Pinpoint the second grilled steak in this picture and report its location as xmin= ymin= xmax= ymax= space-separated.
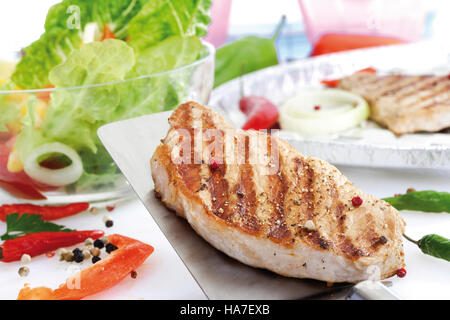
xmin=339 ymin=72 xmax=450 ymax=134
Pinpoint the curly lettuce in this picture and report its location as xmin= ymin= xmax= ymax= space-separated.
xmin=128 ymin=0 xmax=211 ymax=52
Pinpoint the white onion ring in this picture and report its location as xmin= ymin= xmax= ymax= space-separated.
xmin=24 ymin=142 xmax=83 ymax=187
xmin=280 ymin=89 xmax=370 ymax=136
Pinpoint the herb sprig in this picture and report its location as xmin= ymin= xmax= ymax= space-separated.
xmin=1 ymin=213 xmax=73 ymax=241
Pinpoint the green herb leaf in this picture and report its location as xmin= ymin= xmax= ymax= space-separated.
xmin=214 ymin=36 xmax=278 ymax=88
xmin=214 ymin=16 xmax=285 ymax=88
xmin=383 ymin=191 xmax=450 ymax=213
xmin=1 ymin=213 xmax=74 ymax=241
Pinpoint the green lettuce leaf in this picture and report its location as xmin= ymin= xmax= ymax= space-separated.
xmin=114 ymin=36 xmax=203 ymax=119
xmin=42 ymin=39 xmax=135 ymax=152
xmin=128 ymin=0 xmax=211 ymax=52
xmin=0 ymin=81 xmax=22 ymax=132
xmin=15 ymin=97 xmax=50 ymax=163
xmin=12 ymin=0 xmax=150 ymax=90
xmin=45 ymin=0 xmax=151 ymax=40
xmin=11 ymin=29 xmax=81 ymax=89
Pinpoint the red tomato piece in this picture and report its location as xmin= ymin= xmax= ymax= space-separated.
xmin=240 ymin=96 xmax=279 ymax=131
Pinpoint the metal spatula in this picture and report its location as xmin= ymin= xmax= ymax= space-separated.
xmin=98 ymin=111 xmax=398 ymax=300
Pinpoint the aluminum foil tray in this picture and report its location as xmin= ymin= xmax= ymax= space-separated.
xmin=209 ymin=41 xmax=450 ymax=171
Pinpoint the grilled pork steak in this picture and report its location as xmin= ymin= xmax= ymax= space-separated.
xmin=151 ymin=102 xmax=405 ymax=283
xmin=339 ymin=72 xmax=450 ymax=134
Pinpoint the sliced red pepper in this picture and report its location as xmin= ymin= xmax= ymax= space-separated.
xmin=36 ymin=84 xmax=54 ymax=102
xmin=310 ymin=33 xmax=405 ymax=57
xmin=0 ymin=203 xmax=89 ymax=222
xmin=0 ymin=230 xmax=103 ymax=263
xmin=240 ymin=96 xmax=279 ymax=131
xmin=17 ymin=234 xmax=154 ymax=300
xmin=321 ymin=67 xmax=377 ymax=88
xmin=320 ymin=79 xmax=341 ymax=88
xmin=101 ymin=24 xmax=116 ymax=40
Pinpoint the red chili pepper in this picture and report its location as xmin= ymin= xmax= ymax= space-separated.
xmin=0 ymin=203 xmax=89 ymax=222
xmin=101 ymin=24 xmax=116 ymax=40
xmin=17 ymin=234 xmax=154 ymax=300
xmin=240 ymin=96 xmax=279 ymax=131
xmin=0 ymin=230 xmax=103 ymax=263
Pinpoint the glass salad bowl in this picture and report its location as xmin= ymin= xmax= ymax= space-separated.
xmin=0 ymin=42 xmax=215 ymax=204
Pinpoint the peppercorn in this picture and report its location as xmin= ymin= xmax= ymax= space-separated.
xmin=84 ymin=238 xmax=93 ymax=246
xmin=406 ymin=188 xmax=416 ymax=194
xmin=396 ymin=268 xmax=407 ymax=278
xmin=92 ymin=256 xmax=101 ymax=264
xmin=209 ymin=158 xmax=220 ymax=171
xmin=21 ymin=254 xmax=31 ymax=264
xmin=90 ymin=247 xmax=100 ymax=257
xmin=352 ymin=196 xmax=363 ymax=207
xmin=72 ymin=248 xmax=82 ymax=256
xmin=105 ymin=243 xmax=118 ymax=254
xmin=63 ymin=252 xmax=74 ymax=262
xmin=105 ymin=220 xmax=114 ymax=228
xmin=73 ymin=251 xmax=84 ymax=263
xmin=130 ymin=270 xmax=137 ymax=279
xmin=18 ymin=266 xmax=30 ymax=277
xmin=82 ymin=250 xmax=91 ymax=260
xmin=94 ymin=239 xmax=105 ymax=249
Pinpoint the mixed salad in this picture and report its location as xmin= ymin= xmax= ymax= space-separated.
xmin=0 ymin=0 xmax=213 ymax=197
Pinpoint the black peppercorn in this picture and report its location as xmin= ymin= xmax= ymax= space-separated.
xmin=94 ymin=239 xmax=104 ymax=249
xmin=73 ymin=251 xmax=84 ymax=263
xmin=105 ymin=243 xmax=118 ymax=254
xmin=92 ymin=256 xmax=101 ymax=264
xmin=105 ymin=220 xmax=114 ymax=228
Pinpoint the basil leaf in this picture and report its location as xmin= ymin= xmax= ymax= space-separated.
xmin=214 ymin=36 xmax=279 ymax=88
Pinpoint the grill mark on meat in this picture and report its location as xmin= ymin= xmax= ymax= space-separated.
xmin=422 ymin=98 xmax=450 ymax=109
xmin=297 ymin=228 xmax=331 ymax=250
xmin=267 ymin=136 xmax=291 ymax=241
xmin=362 ymin=75 xmax=404 ymax=94
xmin=295 ymin=158 xmax=315 ymax=220
xmin=176 ymin=107 xmax=202 ymax=193
xmin=409 ymin=81 xmax=450 ymax=105
xmin=380 ymin=76 xmax=428 ymax=96
xmin=329 ymin=183 xmax=365 ymax=260
xmin=339 ymin=237 xmax=365 ymax=258
xmin=205 ymin=121 xmax=231 ymax=221
xmin=393 ymin=76 xmax=447 ymax=101
xmin=234 ymin=135 xmax=260 ymax=233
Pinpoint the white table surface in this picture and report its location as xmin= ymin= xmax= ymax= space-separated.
xmin=0 ymin=166 xmax=449 ymax=300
